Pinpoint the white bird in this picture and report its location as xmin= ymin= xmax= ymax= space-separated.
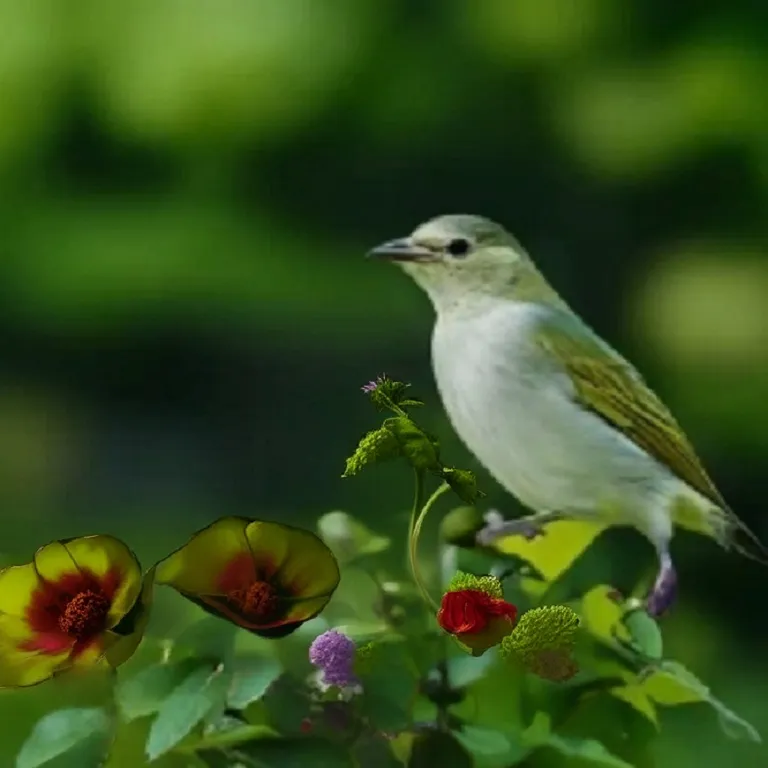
xmin=368 ymin=214 xmax=765 ymax=615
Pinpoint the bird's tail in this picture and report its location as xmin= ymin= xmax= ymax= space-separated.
xmin=722 ymin=508 xmax=768 ymax=565
xmin=675 ymin=498 xmax=768 ymax=565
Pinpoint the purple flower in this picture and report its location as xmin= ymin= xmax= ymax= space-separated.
xmin=361 ymin=374 xmax=386 ymax=393
xmin=309 ymin=630 xmax=359 ymax=688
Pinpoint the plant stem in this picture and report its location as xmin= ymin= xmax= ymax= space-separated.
xmin=408 ymin=476 xmax=451 ymax=612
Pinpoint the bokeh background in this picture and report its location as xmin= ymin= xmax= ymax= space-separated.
xmin=1 ymin=1 xmax=767 ymax=765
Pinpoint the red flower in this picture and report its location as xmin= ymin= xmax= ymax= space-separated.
xmin=437 ymin=588 xmax=517 ymax=655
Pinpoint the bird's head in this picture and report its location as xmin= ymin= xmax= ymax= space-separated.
xmin=368 ymin=214 xmax=561 ymax=314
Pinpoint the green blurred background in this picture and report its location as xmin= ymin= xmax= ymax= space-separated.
xmin=1 ymin=0 xmax=767 ymax=764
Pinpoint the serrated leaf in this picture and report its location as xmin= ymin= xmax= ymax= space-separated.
xmin=226 ymin=656 xmax=282 ymax=710
xmin=408 ymin=730 xmax=472 ymax=768
xmin=16 ymin=708 xmax=113 ymax=768
xmin=317 ymin=511 xmax=391 ymax=564
xmin=146 ymin=662 xmax=232 ymax=760
xmin=642 ymin=660 xmax=761 ymax=742
xmin=116 ymin=658 xmax=202 ymax=721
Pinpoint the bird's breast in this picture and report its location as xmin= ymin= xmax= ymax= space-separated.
xmin=431 ymin=303 xmax=657 ymax=513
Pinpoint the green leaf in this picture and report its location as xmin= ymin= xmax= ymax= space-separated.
xmin=408 ymin=730 xmax=472 ymax=768
xmin=642 ymin=660 xmax=761 ymax=742
xmin=544 ymin=734 xmax=634 ymax=768
xmin=227 ymin=656 xmax=283 ymax=710
xmin=489 ymin=520 xmax=608 ymax=585
xmin=317 ymin=511 xmax=391 ymax=564
xmin=383 ymin=416 xmax=441 ymax=473
xmin=621 ymin=609 xmax=663 ymax=660
xmin=184 ymin=724 xmax=277 ymax=751
xmin=170 ymin=617 xmax=237 ymax=664
xmin=454 ymin=725 xmax=529 ymax=767
xmin=116 ymin=658 xmax=202 ymax=721
xmin=446 ymin=650 xmax=497 ymax=689
xmin=357 ymin=639 xmax=419 ymax=732
xmin=262 ymin=674 xmax=312 ymax=736
xmin=16 ymin=708 xmax=113 ymax=768
xmin=146 ymin=662 xmax=232 ymax=760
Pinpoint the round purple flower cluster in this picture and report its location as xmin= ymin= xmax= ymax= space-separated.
xmin=309 ymin=629 xmax=359 ymax=688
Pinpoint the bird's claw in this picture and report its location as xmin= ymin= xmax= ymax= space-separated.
xmin=476 ymin=511 xmax=547 ymax=546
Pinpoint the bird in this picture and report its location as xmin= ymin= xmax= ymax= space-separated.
xmin=367 ymin=213 xmax=765 ymax=616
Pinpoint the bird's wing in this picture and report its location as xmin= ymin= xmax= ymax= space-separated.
xmin=535 ymin=315 xmax=727 ymax=509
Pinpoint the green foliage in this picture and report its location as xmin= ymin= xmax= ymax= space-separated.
xmin=12 ymin=378 xmax=763 ymax=767
xmin=145 ymin=661 xmax=232 ymax=760
xmin=16 ymin=707 xmax=113 ymax=768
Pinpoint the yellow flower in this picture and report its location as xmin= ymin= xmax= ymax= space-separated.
xmin=0 ymin=535 xmax=152 ymax=687
xmin=156 ymin=517 xmax=340 ymax=638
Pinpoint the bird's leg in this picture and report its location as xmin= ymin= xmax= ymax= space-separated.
xmin=645 ymin=550 xmax=677 ymax=618
xmin=476 ymin=510 xmax=561 ymax=547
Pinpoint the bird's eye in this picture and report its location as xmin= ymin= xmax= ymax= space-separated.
xmin=446 ymin=238 xmax=471 ymax=257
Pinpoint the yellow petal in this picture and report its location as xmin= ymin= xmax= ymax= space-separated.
xmin=0 ymin=563 xmax=41 ymax=616
xmin=245 ymin=521 xmax=340 ymax=597
xmin=0 ymin=636 xmax=70 ymax=688
xmin=34 ymin=536 xmax=142 ymax=627
xmin=282 ymin=593 xmax=334 ymax=625
xmin=105 ymin=567 xmax=155 ymax=669
xmin=156 ymin=517 xmax=252 ymax=595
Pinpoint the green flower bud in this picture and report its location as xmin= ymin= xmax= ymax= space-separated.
xmin=440 ymin=506 xmax=485 ymax=548
xmin=342 ymin=426 xmax=401 ymax=477
xmin=440 ymin=468 xmax=483 ymax=504
xmin=501 ymin=605 xmax=580 ymax=682
xmin=445 ymin=570 xmax=503 ymax=599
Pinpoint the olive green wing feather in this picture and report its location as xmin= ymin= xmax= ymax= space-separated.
xmin=535 ymin=320 xmax=726 ymax=509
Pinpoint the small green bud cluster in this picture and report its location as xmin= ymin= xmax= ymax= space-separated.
xmin=501 ymin=605 xmax=581 ymax=682
xmin=343 ymin=375 xmax=484 ymax=504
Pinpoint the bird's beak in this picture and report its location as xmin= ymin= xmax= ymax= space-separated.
xmin=367 ymin=238 xmax=437 ymax=263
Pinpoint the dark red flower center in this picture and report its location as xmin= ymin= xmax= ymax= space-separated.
xmin=58 ymin=590 xmax=110 ymax=639
xmin=230 ymin=580 xmax=280 ymax=621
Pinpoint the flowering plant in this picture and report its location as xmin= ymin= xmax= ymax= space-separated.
xmin=5 ymin=376 xmax=760 ymax=768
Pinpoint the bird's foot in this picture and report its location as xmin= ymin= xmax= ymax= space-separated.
xmin=476 ymin=510 xmax=549 ymax=546
xmin=646 ymin=554 xmax=677 ymax=618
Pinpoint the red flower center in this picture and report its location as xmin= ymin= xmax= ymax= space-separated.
xmin=58 ymin=590 xmax=110 ymax=639
xmin=230 ymin=581 xmax=280 ymax=621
